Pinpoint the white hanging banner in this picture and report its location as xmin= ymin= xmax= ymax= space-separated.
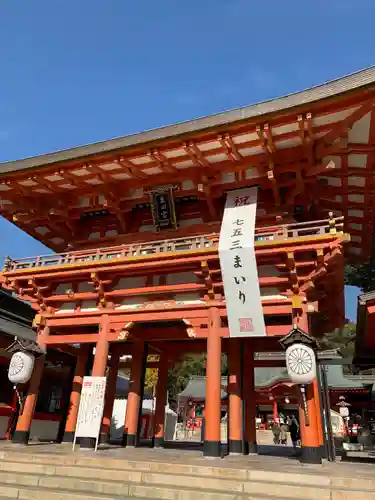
xmin=219 ymin=187 xmax=266 ymax=337
xmin=73 ymin=376 xmax=107 ymax=452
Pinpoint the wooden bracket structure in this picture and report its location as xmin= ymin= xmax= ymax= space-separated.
xmin=286 ymin=252 xmax=299 ymax=294
xmin=182 ymin=319 xmax=197 ymax=338
xmin=200 ymin=260 xmax=215 ymax=300
xmin=89 ymin=272 xmax=111 ymax=308
xmin=116 ymin=322 xmax=134 ymax=341
xmin=218 ymin=133 xmax=243 ymax=163
xmin=256 ymin=124 xmax=280 ymax=206
xmin=183 ymin=141 xmax=209 ymax=167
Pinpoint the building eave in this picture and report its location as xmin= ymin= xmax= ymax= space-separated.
xmin=1 ymin=65 xmax=375 ymax=174
xmin=354 ymin=291 xmax=375 ymax=368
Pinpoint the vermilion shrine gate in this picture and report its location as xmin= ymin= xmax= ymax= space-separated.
xmin=2 ymin=66 xmax=375 ymax=463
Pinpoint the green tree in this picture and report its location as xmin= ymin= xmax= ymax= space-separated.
xmin=319 ymin=322 xmax=356 ymax=359
xmin=144 ymin=355 xmax=159 ymax=392
xmin=167 ymin=354 xmax=206 ymax=408
xmin=345 ymin=262 xmax=375 ymax=292
xmin=166 ymin=353 xmax=229 ymax=408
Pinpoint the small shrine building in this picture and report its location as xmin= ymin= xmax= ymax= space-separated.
xmin=2 ymin=66 xmax=375 ymax=464
xmin=179 ymin=351 xmax=372 ymax=428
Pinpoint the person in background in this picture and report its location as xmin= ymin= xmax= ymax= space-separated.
xmin=280 ymin=419 xmax=289 ymax=445
xmin=289 ymin=415 xmax=300 ymax=449
xmin=272 ymin=421 xmax=281 ymax=444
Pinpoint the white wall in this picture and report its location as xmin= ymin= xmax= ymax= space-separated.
xmin=110 ymin=399 xmax=177 ymax=441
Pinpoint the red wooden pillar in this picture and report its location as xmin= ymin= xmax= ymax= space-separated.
xmin=81 ymin=315 xmax=109 ymax=449
xmin=297 ymin=308 xmax=322 ymax=464
xmin=123 ymin=342 xmax=145 ymax=447
xmin=228 ymin=339 xmax=242 ymax=455
xmin=273 ymin=399 xmax=279 ymax=423
xmin=313 ymin=377 xmax=325 ymax=457
xmin=63 ymin=349 xmax=89 ymax=442
xmin=298 ymin=383 xmax=322 ymax=463
xmin=204 ymin=307 xmax=222 ymax=458
xmin=243 ymin=342 xmax=257 ymax=454
xmin=101 ymin=347 xmax=120 ymax=443
xmin=5 ymin=391 xmax=18 ymax=440
xmin=12 ymin=356 xmax=45 ymax=444
xmin=153 ymin=354 xmax=169 ymax=447
xmin=92 ymin=315 xmax=110 ymax=377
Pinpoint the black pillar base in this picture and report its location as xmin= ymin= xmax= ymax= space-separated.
xmin=99 ymin=432 xmax=110 ymax=445
xmin=153 ymin=436 xmax=164 ymax=448
xmin=228 ymin=439 xmax=242 ymax=455
xmin=203 ymin=440 xmax=221 ymax=458
xmin=79 ymin=437 xmax=96 ymax=449
xmin=300 ymin=446 xmax=322 ymax=464
xmin=12 ymin=430 xmax=29 ymax=445
xmin=62 ymin=431 xmax=75 ymax=443
xmin=246 ymin=442 xmax=258 ymax=455
xmin=320 ymin=445 xmax=327 ymax=459
xmin=122 ymin=433 xmax=137 ymax=447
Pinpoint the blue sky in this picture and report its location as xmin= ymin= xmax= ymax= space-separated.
xmin=0 ymin=0 xmax=372 ymax=320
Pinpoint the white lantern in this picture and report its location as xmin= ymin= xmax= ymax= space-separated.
xmin=339 ymin=406 xmax=350 ymax=418
xmin=8 ymin=351 xmax=35 ymax=384
xmin=285 ymin=343 xmax=316 ymax=384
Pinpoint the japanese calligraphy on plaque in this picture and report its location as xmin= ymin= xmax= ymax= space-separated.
xmin=73 ymin=376 xmax=107 ymax=450
xmin=149 ymin=187 xmax=178 ymax=230
xmin=218 ymin=187 xmax=266 ymax=337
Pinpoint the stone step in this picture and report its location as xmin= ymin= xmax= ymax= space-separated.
xmin=0 ymin=450 xmax=327 ymax=485
xmin=0 ymin=460 xmax=374 ymax=500
xmin=0 ymin=450 xmax=374 ymax=500
xmin=0 ymin=466 xmax=308 ymax=500
xmin=0 ymin=482 xmax=115 ymax=500
xmin=0 ymin=473 xmax=296 ymax=500
xmin=0 ymin=458 xmax=328 ymax=496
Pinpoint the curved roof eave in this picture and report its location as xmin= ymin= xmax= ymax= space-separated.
xmin=2 ymin=66 xmax=375 ymax=174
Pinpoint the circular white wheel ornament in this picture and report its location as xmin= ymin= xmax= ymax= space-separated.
xmin=8 ymin=351 xmax=35 ymax=384
xmin=285 ymin=343 xmax=316 ymax=384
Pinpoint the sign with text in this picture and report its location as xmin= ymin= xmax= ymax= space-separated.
xmin=150 ymin=188 xmax=177 ymax=229
xmin=219 ymin=187 xmax=266 ymax=337
xmin=73 ymin=376 xmax=107 ymax=451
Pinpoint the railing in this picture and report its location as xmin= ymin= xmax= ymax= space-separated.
xmin=3 ymin=216 xmax=344 ymax=272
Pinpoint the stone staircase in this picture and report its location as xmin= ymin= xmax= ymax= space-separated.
xmin=0 ymin=448 xmax=372 ymax=499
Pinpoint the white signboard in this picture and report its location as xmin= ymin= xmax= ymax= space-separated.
xmin=219 ymin=187 xmax=266 ymax=337
xmin=73 ymin=376 xmax=107 ymax=451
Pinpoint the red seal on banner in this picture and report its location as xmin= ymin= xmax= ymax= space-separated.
xmin=239 ymin=318 xmax=254 ymax=333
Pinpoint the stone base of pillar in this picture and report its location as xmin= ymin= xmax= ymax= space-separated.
xmin=12 ymin=430 xmax=29 ymax=445
xmin=300 ymin=446 xmax=322 ymax=464
xmin=122 ymin=433 xmax=137 ymax=447
xmin=228 ymin=439 xmax=242 ymax=455
xmin=203 ymin=440 xmax=221 ymax=458
xmin=153 ymin=437 xmax=164 ymax=448
xmin=62 ymin=432 xmax=75 ymax=443
xmin=79 ymin=437 xmax=96 ymax=449
xmin=99 ymin=432 xmax=110 ymax=445
xmin=243 ymin=441 xmax=258 ymax=455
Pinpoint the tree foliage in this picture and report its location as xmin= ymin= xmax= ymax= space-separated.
xmin=167 ymin=354 xmax=206 ymax=408
xmin=345 ymin=262 xmax=375 ymax=292
xmin=144 ymin=355 xmax=159 ymax=392
xmin=319 ymin=322 xmax=356 ymax=359
xmin=166 ymin=353 xmax=229 ymax=408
